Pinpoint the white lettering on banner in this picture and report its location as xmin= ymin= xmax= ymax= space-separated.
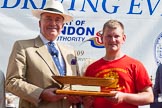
xmin=0 ymin=0 xmax=161 ymax=16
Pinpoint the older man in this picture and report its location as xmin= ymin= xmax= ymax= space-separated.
xmin=5 ymin=0 xmax=81 ymax=108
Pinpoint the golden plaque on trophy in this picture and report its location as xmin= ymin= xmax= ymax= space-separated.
xmin=52 ymin=76 xmax=118 ymax=97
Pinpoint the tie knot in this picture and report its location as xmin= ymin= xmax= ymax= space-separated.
xmin=48 ymin=41 xmax=55 ymax=46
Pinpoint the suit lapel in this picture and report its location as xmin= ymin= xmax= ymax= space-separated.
xmin=34 ymin=36 xmax=60 ymax=76
xmin=57 ymin=43 xmax=75 ymax=76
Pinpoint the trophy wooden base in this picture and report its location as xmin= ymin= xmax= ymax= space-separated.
xmin=55 ymin=89 xmax=116 ymax=97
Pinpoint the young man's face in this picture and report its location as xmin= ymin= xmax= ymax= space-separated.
xmin=39 ymin=12 xmax=64 ymax=41
xmin=102 ymin=26 xmax=126 ymax=52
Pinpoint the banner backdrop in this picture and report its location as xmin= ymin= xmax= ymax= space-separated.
xmin=0 ymin=0 xmax=162 ymax=107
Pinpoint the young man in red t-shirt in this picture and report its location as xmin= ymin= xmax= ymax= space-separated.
xmin=83 ymin=20 xmax=153 ymax=108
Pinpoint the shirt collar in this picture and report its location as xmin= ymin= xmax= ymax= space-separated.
xmin=39 ymin=33 xmax=57 ymax=45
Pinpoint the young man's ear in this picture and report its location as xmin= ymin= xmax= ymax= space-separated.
xmin=122 ymin=34 xmax=126 ymax=44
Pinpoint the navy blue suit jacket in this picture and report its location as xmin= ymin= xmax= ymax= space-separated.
xmin=153 ymin=64 xmax=162 ymax=102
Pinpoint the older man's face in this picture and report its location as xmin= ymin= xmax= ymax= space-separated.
xmin=39 ymin=12 xmax=64 ymax=41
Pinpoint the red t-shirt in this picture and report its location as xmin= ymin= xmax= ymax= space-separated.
xmin=85 ymin=55 xmax=152 ymax=108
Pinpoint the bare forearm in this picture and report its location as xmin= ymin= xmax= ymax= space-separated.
xmin=123 ymin=92 xmax=153 ymax=105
